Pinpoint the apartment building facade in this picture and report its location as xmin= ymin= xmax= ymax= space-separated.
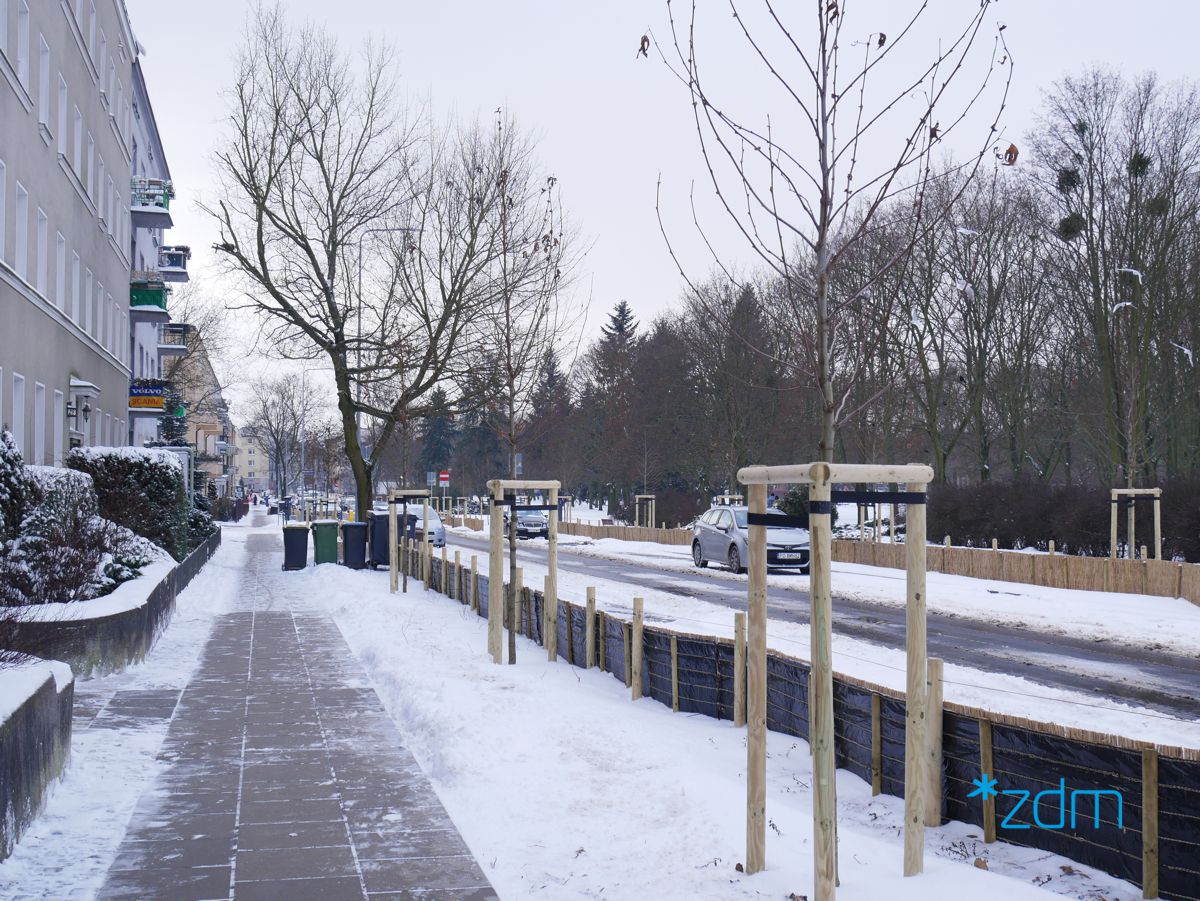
xmin=1 ymin=0 xmax=185 ymax=463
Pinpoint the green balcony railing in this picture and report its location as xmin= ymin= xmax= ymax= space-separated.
xmin=130 ymin=273 xmax=168 ymax=310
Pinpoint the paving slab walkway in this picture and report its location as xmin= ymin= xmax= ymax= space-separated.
xmin=97 ymin=519 xmax=496 ymax=901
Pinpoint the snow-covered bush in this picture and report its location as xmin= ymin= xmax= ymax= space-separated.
xmin=0 ymin=430 xmax=29 ymax=541
xmin=67 ymin=446 xmax=191 ymax=560
xmin=0 ymin=465 xmax=164 ymax=607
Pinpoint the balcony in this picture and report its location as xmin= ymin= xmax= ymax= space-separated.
xmin=130 ymin=271 xmax=170 ymax=322
xmin=158 ymin=323 xmax=191 ymax=357
xmin=131 ymin=177 xmax=174 ymax=229
xmin=159 ymin=245 xmax=191 ymax=283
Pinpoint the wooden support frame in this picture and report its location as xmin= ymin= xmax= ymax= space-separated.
xmin=1110 ymin=487 xmax=1163 ymax=560
xmin=387 ymin=489 xmax=431 ymax=595
xmin=633 ymin=493 xmax=656 ymax=529
xmin=738 ymin=461 xmax=934 ymax=898
xmin=631 ymin=597 xmax=645 ymax=700
xmin=486 ymin=479 xmax=561 ymax=665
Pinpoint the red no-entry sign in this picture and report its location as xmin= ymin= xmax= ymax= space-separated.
xmin=438 ymin=470 xmax=450 ymax=486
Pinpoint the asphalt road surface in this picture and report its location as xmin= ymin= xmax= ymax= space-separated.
xmin=446 ymin=531 xmax=1200 ymax=721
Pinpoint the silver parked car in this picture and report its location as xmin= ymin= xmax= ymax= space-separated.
xmin=372 ymin=503 xmax=447 ymax=547
xmin=691 ymin=505 xmax=810 ymax=574
xmin=503 ymin=508 xmax=550 ymax=539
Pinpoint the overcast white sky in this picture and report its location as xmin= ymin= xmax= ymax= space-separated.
xmin=125 ymin=0 xmax=1199 ymax=406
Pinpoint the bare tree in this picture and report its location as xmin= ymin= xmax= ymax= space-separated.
xmin=161 ymin=284 xmax=231 ymax=423
xmin=462 ymin=114 xmax=584 ymax=663
xmin=210 ymin=8 xmax=509 ymax=518
xmin=658 ymin=0 xmax=1012 ymax=460
xmin=244 ymin=375 xmax=321 ymax=497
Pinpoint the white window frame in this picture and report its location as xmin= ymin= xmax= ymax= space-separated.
xmin=53 ymin=389 xmax=64 ymax=464
xmin=83 ymin=268 xmax=92 ymax=332
xmin=70 ymin=251 xmax=80 ymax=320
xmin=55 ymin=232 xmax=65 ymax=306
xmin=12 ymin=373 xmax=26 ymax=455
xmin=0 ymin=159 xmax=6 ymax=266
xmin=35 ymin=207 xmax=47 ymax=294
xmin=33 ymin=382 xmax=45 ymax=464
xmin=37 ymin=34 xmax=50 ymax=125
xmin=16 ymin=1 xmax=30 ymax=88
xmin=14 ymin=182 xmax=28 ymax=280
xmin=73 ymin=107 xmax=82 ymax=172
xmin=57 ymin=75 xmax=67 ymax=154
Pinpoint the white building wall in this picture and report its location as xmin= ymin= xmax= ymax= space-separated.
xmin=0 ymin=0 xmax=135 ymax=462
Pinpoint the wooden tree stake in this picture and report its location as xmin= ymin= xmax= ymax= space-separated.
xmin=925 ymin=658 xmax=944 ymax=827
xmin=734 ymin=611 xmax=747 ymax=728
xmin=670 ymin=635 xmax=680 ymax=711
xmin=585 ymin=588 xmax=596 ymax=668
xmin=1143 ymin=748 xmax=1159 ymax=899
xmin=631 ymin=597 xmax=645 ymax=700
xmin=980 ymin=719 xmax=996 ymax=843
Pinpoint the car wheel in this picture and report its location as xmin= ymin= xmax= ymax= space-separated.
xmin=692 ymin=542 xmax=708 ymax=568
xmin=728 ymin=545 xmax=745 ymax=574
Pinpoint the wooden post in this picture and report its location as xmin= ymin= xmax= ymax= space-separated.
xmin=942 ymin=534 xmax=950 ymax=548
xmin=599 ymin=610 xmax=608 ymax=672
xmin=388 ymin=490 xmax=399 ymax=593
xmin=512 ymin=567 xmax=523 ymax=639
xmin=889 ymin=503 xmax=896 ymax=544
xmin=631 ymin=598 xmax=645 ymax=700
xmin=470 ymin=554 xmax=478 ymax=612
xmin=979 ymin=719 xmax=996 ymax=843
xmin=585 ymin=588 xmax=596 ymax=668
xmin=870 ymin=694 xmax=882 ymax=796
xmin=1153 ymin=493 xmax=1162 ymax=561
xmin=547 ymin=486 xmax=559 ymax=662
xmin=1143 ymin=748 xmax=1159 ymax=899
xmin=1110 ymin=492 xmax=1119 ymax=559
xmin=671 ymin=635 xmax=680 ymax=712
xmin=1049 ymin=539 xmax=1056 ymax=555
xmin=1141 ymin=544 xmax=1148 ymax=562
xmin=733 ymin=612 xmax=747 ymax=728
xmin=453 ymin=551 xmax=461 ymax=602
xmin=744 ymin=482 xmax=770 ymax=875
xmin=925 ymin=658 xmax=944 ymax=827
xmin=441 ymin=544 xmax=448 ymax=595
xmin=803 ymin=470 xmax=836 ymax=895
xmin=623 ymin=622 xmax=632 ymax=688
xmin=904 ymin=480 xmax=928 ymax=876
xmin=487 ymin=487 xmax=503 ymax=663
xmin=1128 ymin=490 xmax=1137 ymax=562
xmin=422 ymin=498 xmax=431 ymax=582
xmin=990 ymin=538 xmax=997 ymax=552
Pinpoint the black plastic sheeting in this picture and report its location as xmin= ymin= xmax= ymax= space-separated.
xmin=1158 ymin=756 xmax=1200 ymax=901
xmin=427 ymin=557 xmax=1200 ymax=899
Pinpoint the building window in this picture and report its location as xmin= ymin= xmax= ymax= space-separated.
xmin=57 ymin=76 xmax=67 ymax=153
xmin=35 ymin=208 xmax=47 ymax=294
xmin=0 ymin=158 xmax=6 ymax=265
xmin=71 ymin=251 xmax=80 ymax=321
xmin=0 ymin=0 xmax=7 ymax=58
xmin=12 ymin=373 xmax=26 ymax=455
xmin=53 ymin=390 xmax=64 ymax=465
xmin=55 ymin=233 xmax=65 ymax=306
xmin=73 ymin=107 xmax=82 ymax=171
xmin=87 ymin=1 xmax=96 ymax=59
xmin=33 ymin=383 xmax=45 ymax=464
xmin=16 ymin=1 xmax=29 ymax=88
xmin=83 ymin=268 xmax=92 ymax=332
xmin=14 ymin=182 xmax=28 ymax=280
xmin=38 ymin=35 xmax=50 ymax=125
xmin=97 ymin=156 xmax=105 ymax=214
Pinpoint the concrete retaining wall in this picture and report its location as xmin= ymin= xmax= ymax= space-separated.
xmin=4 ymin=530 xmax=222 ymax=679
xmin=0 ymin=668 xmax=74 ymax=861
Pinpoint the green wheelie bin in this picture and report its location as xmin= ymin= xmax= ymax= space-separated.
xmin=311 ymin=520 xmax=339 ymax=565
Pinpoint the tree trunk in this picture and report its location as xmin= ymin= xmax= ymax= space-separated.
xmin=334 ymin=365 xmax=373 ymax=520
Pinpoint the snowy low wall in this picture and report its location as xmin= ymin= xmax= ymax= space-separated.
xmin=416 ymin=549 xmax=1200 ymax=901
xmin=2 ymin=530 xmax=222 ymax=679
xmin=0 ymin=662 xmax=74 ymax=862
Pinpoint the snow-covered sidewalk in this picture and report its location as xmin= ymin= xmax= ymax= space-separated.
xmin=313 ymin=548 xmax=1146 ymax=900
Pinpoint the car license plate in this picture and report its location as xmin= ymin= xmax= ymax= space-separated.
xmin=777 ymin=552 xmax=803 ymax=560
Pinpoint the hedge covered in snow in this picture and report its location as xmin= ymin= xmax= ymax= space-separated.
xmin=67 ymin=446 xmax=196 ymax=561
xmin=0 ymin=435 xmax=163 ymax=609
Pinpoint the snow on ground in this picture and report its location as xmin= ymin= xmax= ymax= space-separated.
xmin=314 ymin=559 xmax=1144 ymax=900
xmin=455 ymin=522 xmax=1200 ymax=659
xmin=0 ymin=528 xmax=247 ymax=901
xmin=443 ymin=531 xmax=1200 ymax=750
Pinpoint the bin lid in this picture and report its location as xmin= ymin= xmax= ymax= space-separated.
xmin=341 ymin=521 xmax=368 ymax=530
xmin=310 ymin=519 xmax=339 ymax=527
xmin=283 ymin=523 xmax=310 ymax=530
